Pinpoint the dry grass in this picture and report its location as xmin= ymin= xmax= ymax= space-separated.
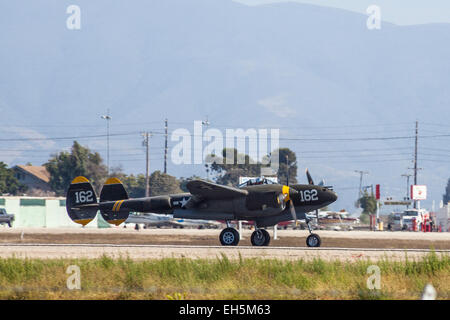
xmin=0 ymin=252 xmax=448 ymax=300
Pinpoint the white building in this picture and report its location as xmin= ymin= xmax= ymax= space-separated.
xmin=436 ymin=204 xmax=449 ymax=232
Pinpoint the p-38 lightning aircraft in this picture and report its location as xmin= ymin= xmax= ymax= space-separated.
xmin=66 ymin=170 xmax=337 ymax=247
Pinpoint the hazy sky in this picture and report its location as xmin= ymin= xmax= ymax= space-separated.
xmin=235 ymin=0 xmax=450 ymax=25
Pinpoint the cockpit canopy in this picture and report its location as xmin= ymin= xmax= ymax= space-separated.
xmin=238 ymin=177 xmax=278 ymax=188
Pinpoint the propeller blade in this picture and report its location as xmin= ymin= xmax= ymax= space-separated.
xmin=289 ymin=199 xmax=297 ymax=226
xmin=306 ymin=168 xmax=314 ymax=185
xmin=316 ymin=209 xmax=320 ymax=226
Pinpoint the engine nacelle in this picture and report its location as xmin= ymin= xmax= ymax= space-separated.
xmin=245 ymin=192 xmax=286 ymax=211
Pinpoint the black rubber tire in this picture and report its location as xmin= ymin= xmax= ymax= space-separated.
xmin=261 ymin=229 xmax=270 ymax=246
xmin=220 ymin=228 xmax=240 ymax=246
xmin=251 ymin=229 xmax=270 ymax=246
xmin=306 ymin=233 xmax=321 ymax=247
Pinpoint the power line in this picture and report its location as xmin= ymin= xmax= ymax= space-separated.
xmin=0 ymin=132 xmax=140 ymax=142
xmin=1 ymin=127 xmax=450 ymax=143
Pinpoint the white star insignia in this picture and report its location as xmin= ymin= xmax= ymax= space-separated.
xmin=179 ymin=197 xmax=188 ymax=208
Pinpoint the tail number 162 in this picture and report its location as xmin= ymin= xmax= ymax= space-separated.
xmin=299 ymin=189 xmax=318 ymax=202
xmin=75 ymin=191 xmax=94 ymax=203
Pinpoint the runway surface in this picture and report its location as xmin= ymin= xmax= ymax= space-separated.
xmin=0 ymin=243 xmax=448 ymax=261
xmin=1 ymin=228 xmax=449 ymax=261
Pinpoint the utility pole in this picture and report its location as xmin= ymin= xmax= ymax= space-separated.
xmin=142 ymin=132 xmax=151 ymax=197
xmin=355 ymin=170 xmax=369 ymax=199
xmin=101 ymin=109 xmax=112 ymax=176
xmin=413 ymin=120 xmax=418 ymax=209
xmin=286 ymin=155 xmax=289 ymax=186
xmin=362 ymin=185 xmax=374 ymax=196
xmin=414 ymin=120 xmax=418 ymax=186
xmin=164 ymin=119 xmax=168 ymax=174
xmin=401 ymin=173 xmax=413 ymax=208
xmin=408 ymin=121 xmax=422 ymax=208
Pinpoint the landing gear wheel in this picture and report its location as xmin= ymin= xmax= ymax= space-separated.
xmin=251 ymin=229 xmax=270 ymax=246
xmin=261 ymin=229 xmax=270 ymax=246
xmin=306 ymin=233 xmax=321 ymax=247
xmin=220 ymin=228 xmax=240 ymax=246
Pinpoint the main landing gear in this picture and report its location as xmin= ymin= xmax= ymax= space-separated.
xmin=305 ymin=217 xmax=321 ymax=247
xmin=219 ymin=227 xmax=240 ymax=246
xmin=250 ymin=228 xmax=270 ymax=246
xmin=219 ymin=221 xmax=240 ymax=246
xmin=218 ymin=220 xmax=321 ymax=247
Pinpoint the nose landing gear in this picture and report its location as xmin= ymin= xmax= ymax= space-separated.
xmin=305 ymin=217 xmax=321 ymax=247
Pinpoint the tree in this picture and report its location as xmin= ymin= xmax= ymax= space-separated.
xmin=108 ymin=166 xmax=147 ymax=198
xmin=444 ymin=178 xmax=450 ymax=205
xmin=45 ymin=141 xmax=107 ymax=195
xmin=106 ymin=166 xmax=183 ymax=198
xmin=208 ymin=148 xmax=261 ymax=186
xmin=0 ymin=162 xmax=27 ymax=195
xmin=179 ymin=175 xmax=203 ymax=192
xmin=149 ymin=171 xmax=182 ymax=196
xmin=120 ymin=174 xmax=147 ymax=198
xmin=356 ymin=191 xmax=378 ymax=224
xmin=206 ymin=147 xmax=299 ymax=186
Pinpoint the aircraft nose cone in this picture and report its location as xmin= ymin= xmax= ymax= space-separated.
xmin=328 ymin=190 xmax=338 ymax=203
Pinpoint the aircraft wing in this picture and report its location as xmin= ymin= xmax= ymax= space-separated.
xmin=186 ymin=180 xmax=248 ymax=200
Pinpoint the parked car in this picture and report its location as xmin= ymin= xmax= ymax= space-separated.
xmin=0 ymin=208 xmax=14 ymax=227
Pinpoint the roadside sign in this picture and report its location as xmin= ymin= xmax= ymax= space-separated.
xmin=411 ymin=185 xmax=427 ymax=200
xmin=384 ymin=201 xmax=412 ymax=206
